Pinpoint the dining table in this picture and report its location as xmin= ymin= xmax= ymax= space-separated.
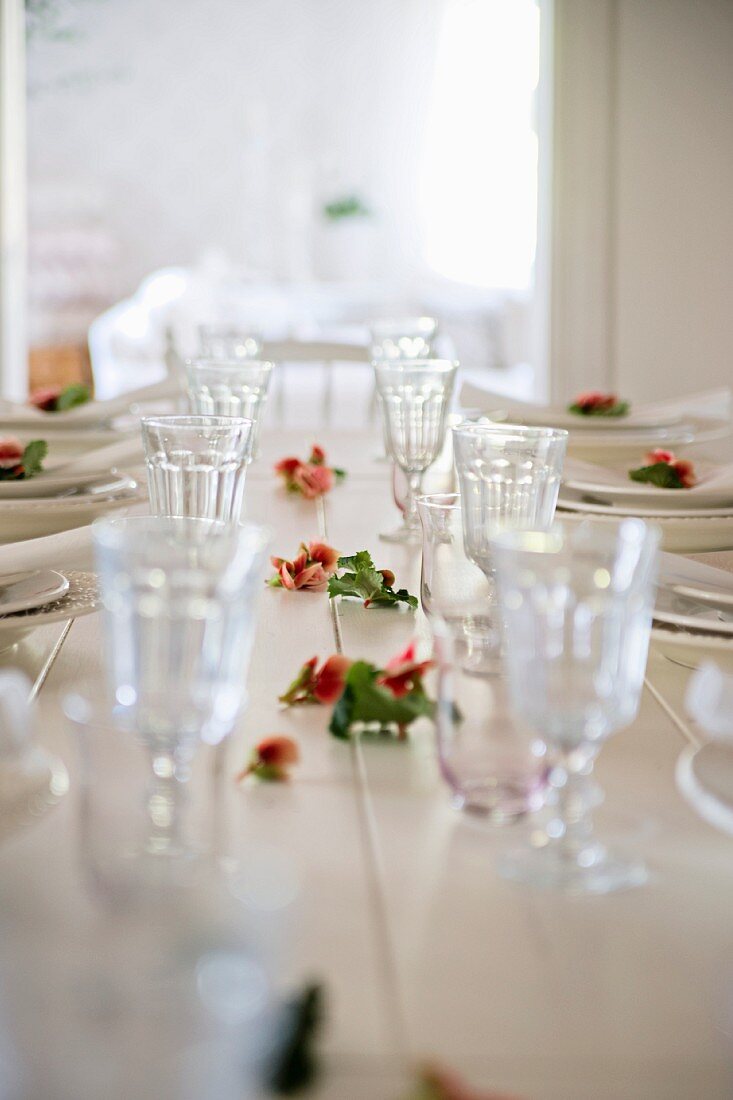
xmin=1 ymin=424 xmax=733 ymax=1100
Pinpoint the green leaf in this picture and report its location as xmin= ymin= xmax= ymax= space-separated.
xmin=56 ymin=383 xmax=90 ymax=411
xmin=328 ymin=661 xmax=434 ymax=739
xmin=327 ymin=550 xmax=418 ymax=609
xmin=567 ymin=400 xmax=629 ymax=417
xmin=628 ymin=461 xmax=685 ymax=489
xmin=266 ymin=982 xmax=324 ymax=1095
xmin=20 ymin=439 xmax=47 ymax=478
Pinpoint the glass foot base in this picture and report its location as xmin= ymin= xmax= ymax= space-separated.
xmin=497 ymin=845 xmax=648 ymax=896
xmin=379 ymin=524 xmax=422 ymax=545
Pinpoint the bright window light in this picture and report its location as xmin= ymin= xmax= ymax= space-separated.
xmin=419 ymin=0 xmax=540 ymax=290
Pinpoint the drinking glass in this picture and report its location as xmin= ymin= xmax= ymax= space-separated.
xmin=492 ymin=518 xmax=660 ymax=894
xmin=434 ymin=622 xmax=548 ymax=820
xmin=88 ymin=515 xmax=270 ymax=860
xmin=417 ymin=493 xmax=498 ymax=670
xmin=453 ymin=422 xmax=568 ymax=581
xmin=198 ymin=324 xmax=263 ymax=360
xmin=185 ymin=357 xmax=274 ymax=457
xmin=374 ymin=358 xmax=457 ymax=543
xmin=142 ymin=414 xmax=253 ymax=522
xmin=369 ymin=316 xmax=438 ymax=360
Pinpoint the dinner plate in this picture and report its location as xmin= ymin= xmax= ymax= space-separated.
xmin=654 ymin=586 xmax=733 ymax=636
xmin=0 ymin=570 xmax=69 ymax=615
xmin=658 ymin=551 xmax=733 ymax=612
xmin=0 ymin=571 xmax=99 ymax=654
xmin=0 ymin=479 xmax=144 ymax=544
xmin=563 ymin=458 xmax=733 ymax=510
xmin=0 ymin=468 xmax=132 ymax=500
xmin=557 ymin=490 xmax=733 ymax=519
xmin=676 ymin=743 xmax=733 ymax=837
xmin=557 ymin=509 xmax=733 ymax=553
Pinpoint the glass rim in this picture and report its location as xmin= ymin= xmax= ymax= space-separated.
xmin=185 ymin=357 xmax=275 ymax=372
xmin=372 ymin=357 xmax=457 ymax=372
xmin=453 ymin=420 xmax=568 ymax=442
xmin=91 ymin=513 xmax=271 ymax=553
xmin=491 ymin=517 xmax=662 ymax=557
xmin=141 ymin=414 xmax=255 ymax=431
xmin=416 ymin=492 xmax=461 ymax=511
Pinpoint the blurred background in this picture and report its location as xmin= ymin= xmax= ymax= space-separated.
xmin=1 ymin=0 xmax=732 ymax=403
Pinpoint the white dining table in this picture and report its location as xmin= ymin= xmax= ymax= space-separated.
xmin=1 ymin=426 xmax=733 ymax=1100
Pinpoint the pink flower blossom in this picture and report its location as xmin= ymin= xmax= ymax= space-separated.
xmin=279 ymin=654 xmax=352 ymax=706
xmin=645 ymin=448 xmax=697 ymax=487
xmin=28 ymin=386 xmax=62 ymax=411
xmin=378 ymin=641 xmax=433 ymax=698
xmin=0 ymin=436 xmax=24 ymax=470
xmin=274 ymin=445 xmax=345 ymax=498
xmin=269 ymin=541 xmax=340 ymax=592
xmin=237 ymin=735 xmax=300 ymax=782
xmin=415 ymin=1063 xmax=524 ymax=1100
xmin=292 ymin=463 xmax=334 ymax=499
xmin=572 ymin=391 xmax=620 ymax=414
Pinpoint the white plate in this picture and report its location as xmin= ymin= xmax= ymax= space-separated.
xmin=565 ymin=418 xmax=730 ymax=458
xmin=557 ymin=509 xmax=733 ymax=553
xmin=0 ymin=571 xmax=99 ymax=653
xmin=557 ymin=491 xmax=733 ymax=519
xmin=0 ymin=480 xmax=144 ymax=544
xmin=654 ymin=586 xmax=733 ymax=637
xmin=563 ymin=458 xmax=733 ymax=509
xmin=0 ymin=570 xmax=69 ymax=614
xmin=676 ymin=743 xmax=733 ymax=837
xmin=0 ymin=468 xmax=131 ymax=500
xmin=467 ymin=396 xmax=686 ymax=431
xmin=658 ymin=551 xmax=733 ymax=612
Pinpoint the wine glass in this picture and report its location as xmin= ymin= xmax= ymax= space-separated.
xmin=416 ymin=493 xmax=497 ymax=671
xmin=374 ymin=358 xmax=457 ymax=544
xmin=433 ymin=621 xmax=548 ymax=821
xmin=85 ymin=515 xmax=270 ymax=863
xmin=492 ymin=517 xmax=660 ymax=894
xmin=141 ymin=414 xmax=254 ymax=522
xmin=452 ymin=422 xmax=568 ymax=581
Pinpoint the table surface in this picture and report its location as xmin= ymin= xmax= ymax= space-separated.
xmin=1 ymin=427 xmax=733 ymax=1100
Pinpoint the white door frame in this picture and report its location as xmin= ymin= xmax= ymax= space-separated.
xmin=0 ymin=0 xmax=27 ymax=399
xmin=548 ymin=0 xmax=618 ymax=401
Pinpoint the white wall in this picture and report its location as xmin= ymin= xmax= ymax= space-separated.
xmin=551 ymin=0 xmax=733 ymax=403
xmin=615 ymin=0 xmax=733 ymax=401
xmin=26 ymin=0 xmax=439 ymax=303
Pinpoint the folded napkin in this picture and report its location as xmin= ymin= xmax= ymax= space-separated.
xmin=0 ymin=375 xmax=183 ymax=428
xmin=0 ymin=527 xmax=94 ymax=576
xmin=686 ymin=662 xmax=733 ymax=738
xmin=459 ymin=383 xmax=731 ymax=428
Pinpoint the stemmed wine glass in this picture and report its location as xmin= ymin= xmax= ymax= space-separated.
xmin=492 ymin=517 xmax=660 ymax=894
xmin=374 ymin=358 xmax=457 ymax=544
xmin=71 ymin=515 xmax=270 ymax=866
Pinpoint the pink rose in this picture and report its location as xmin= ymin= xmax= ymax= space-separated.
xmin=29 ymin=386 xmax=62 ymax=411
xmin=0 ymin=436 xmax=24 ymax=470
xmin=378 ymin=640 xmax=433 ymax=698
xmin=237 ymin=735 xmax=300 ymax=782
xmin=292 ymin=463 xmax=334 ymax=499
xmin=269 ymin=541 xmax=340 ymax=592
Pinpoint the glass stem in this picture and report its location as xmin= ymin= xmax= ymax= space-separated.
xmin=403 ymin=471 xmax=423 ymax=529
xmin=145 ymin=748 xmax=188 ymax=857
xmin=548 ymin=752 xmax=601 ymax=865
